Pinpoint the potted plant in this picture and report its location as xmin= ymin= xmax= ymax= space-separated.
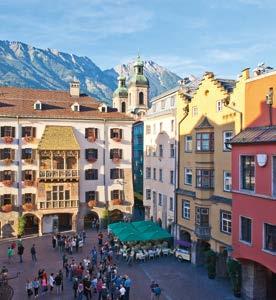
xmin=87 ymin=200 xmax=97 ymax=208
xmin=24 ymin=158 xmax=33 ymax=164
xmin=227 ymin=258 xmax=242 ymax=298
xmin=24 ymin=180 xmax=34 ymax=187
xmin=87 ymin=136 xmax=96 ymax=143
xmin=22 ymin=202 xmax=34 ymax=211
xmin=205 ymin=249 xmax=217 ymax=279
xmin=3 ymin=158 xmax=12 ymax=165
xmin=3 ymin=179 xmax=12 ymax=187
xmin=18 ymin=216 xmax=26 ymax=237
xmin=112 ymin=199 xmax=122 ymax=205
xmin=112 ymin=156 xmax=120 ymax=163
xmin=3 ymin=136 xmax=13 ymax=144
xmin=87 ymin=157 xmax=97 ymax=163
xmin=102 ymin=208 xmax=109 ymax=228
xmin=2 ymin=203 xmax=13 ymax=212
xmin=112 ymin=136 xmax=121 ymax=142
xmin=24 ymin=136 xmax=33 ymax=143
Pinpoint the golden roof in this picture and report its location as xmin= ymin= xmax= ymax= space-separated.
xmin=38 ymin=126 xmax=80 ymax=150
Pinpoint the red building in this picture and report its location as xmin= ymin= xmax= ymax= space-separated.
xmin=231 ymin=122 xmax=276 ymax=297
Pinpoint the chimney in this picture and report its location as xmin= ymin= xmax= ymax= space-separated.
xmin=70 ymin=81 xmax=80 ymax=97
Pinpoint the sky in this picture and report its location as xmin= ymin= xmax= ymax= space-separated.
xmin=0 ymin=0 xmax=276 ymax=78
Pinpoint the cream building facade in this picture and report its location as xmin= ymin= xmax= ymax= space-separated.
xmin=0 ymin=83 xmax=134 ymax=237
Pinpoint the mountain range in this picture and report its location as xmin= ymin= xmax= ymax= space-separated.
xmin=0 ymin=40 xmax=186 ymax=104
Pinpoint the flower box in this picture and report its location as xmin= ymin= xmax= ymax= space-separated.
xmin=3 ymin=158 xmax=12 ymax=165
xmin=24 ymin=158 xmax=33 ymax=164
xmin=112 ymin=199 xmax=122 ymax=205
xmin=112 ymin=157 xmax=121 ymax=164
xmin=112 ymin=137 xmax=121 ymax=142
xmin=87 ymin=157 xmax=97 ymax=163
xmin=24 ymin=180 xmax=34 ymax=187
xmin=1 ymin=204 xmax=12 ymax=212
xmin=22 ymin=203 xmax=34 ymax=211
xmin=3 ymin=136 xmax=13 ymax=144
xmin=2 ymin=179 xmax=12 ymax=187
xmin=24 ymin=136 xmax=33 ymax=143
xmin=87 ymin=200 xmax=97 ymax=208
xmin=87 ymin=136 xmax=96 ymax=143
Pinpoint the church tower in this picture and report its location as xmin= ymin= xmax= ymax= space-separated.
xmin=128 ymin=55 xmax=149 ymax=118
xmin=112 ymin=74 xmax=128 ymax=113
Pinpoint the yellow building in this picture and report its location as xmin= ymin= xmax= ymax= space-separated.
xmin=176 ymin=70 xmax=248 ymax=270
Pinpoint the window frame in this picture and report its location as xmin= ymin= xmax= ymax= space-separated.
xmin=263 ymin=223 xmax=276 ymax=254
xmin=169 ymin=197 xmax=174 ymax=211
xmin=223 ymin=171 xmax=232 ymax=192
xmin=146 ymin=189 xmax=151 ymax=200
xmin=196 ymin=169 xmax=214 ymax=189
xmin=240 ymin=216 xmax=252 ymax=245
xmin=182 ymin=200 xmax=190 ymax=220
xmin=158 ymin=193 xmax=162 ymax=206
xmin=196 ymin=132 xmax=214 ymax=152
xmin=85 ymin=169 xmax=98 ymax=180
xmin=185 ymin=135 xmax=193 ymax=153
xmin=220 ymin=210 xmax=232 ymax=235
xmin=184 ymin=168 xmax=193 ymax=186
xmin=223 ymin=130 xmax=233 ymax=151
xmin=240 ymin=155 xmax=255 ymax=192
xmin=216 ymin=100 xmax=222 ymax=112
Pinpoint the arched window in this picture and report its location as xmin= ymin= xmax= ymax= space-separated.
xmin=121 ymin=102 xmax=126 ymax=113
xmin=139 ymin=92 xmax=144 ymax=105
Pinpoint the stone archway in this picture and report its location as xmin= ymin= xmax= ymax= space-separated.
xmin=23 ymin=214 xmax=39 ymax=235
xmin=84 ymin=211 xmax=99 ymax=229
xmin=109 ymin=209 xmax=124 ymax=223
xmin=180 ymin=230 xmax=191 ymax=243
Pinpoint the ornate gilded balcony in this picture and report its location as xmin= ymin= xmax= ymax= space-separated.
xmin=195 ymin=225 xmax=211 ymax=241
xmin=38 ymin=169 xmax=79 ymax=181
xmin=38 ymin=200 xmax=78 ymax=209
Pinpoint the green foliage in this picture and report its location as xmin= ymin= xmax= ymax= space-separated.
xmin=205 ymin=249 xmax=217 ymax=279
xmin=227 ymin=258 xmax=242 ymax=297
xmin=101 ymin=209 xmax=109 ymax=228
xmin=18 ymin=216 xmax=26 ymax=237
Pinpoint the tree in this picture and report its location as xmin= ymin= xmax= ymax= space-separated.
xmin=18 ymin=216 xmax=26 ymax=237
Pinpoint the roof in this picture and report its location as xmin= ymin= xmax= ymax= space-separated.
xmin=38 ymin=126 xmax=80 ymax=150
xmin=113 ymin=86 xmax=128 ymax=98
xmin=231 ymin=126 xmax=276 ymax=144
xmin=0 ymin=86 xmax=133 ymax=121
xmin=216 ymin=79 xmax=236 ymax=92
xmin=196 ymin=117 xmax=213 ymax=129
xmin=129 ymin=74 xmax=149 ymax=86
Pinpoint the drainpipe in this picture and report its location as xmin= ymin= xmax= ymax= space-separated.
xmin=103 ymin=119 xmax=108 ymax=224
xmin=175 ymin=97 xmax=190 ymax=242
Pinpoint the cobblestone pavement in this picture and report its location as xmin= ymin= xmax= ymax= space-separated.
xmin=0 ymin=230 xmax=236 ymax=300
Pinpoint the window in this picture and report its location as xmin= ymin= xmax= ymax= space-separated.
xmin=216 ymin=100 xmax=222 ymax=112
xmin=241 ymin=155 xmax=255 ymax=191
xmin=264 ymin=223 xmax=276 ymax=253
xmin=85 ymin=128 xmax=98 ymax=140
xmin=110 ymin=168 xmax=124 ymax=179
xmin=146 ymin=189 xmax=151 ymax=200
xmin=110 ymin=149 xmax=123 ymax=159
xmin=146 ymin=125 xmax=151 ymax=135
xmin=85 ymin=149 xmax=98 ymax=162
xmin=85 ymin=169 xmax=98 ymax=180
xmin=159 ymin=122 xmax=163 ymax=133
xmin=34 ymin=101 xmax=42 ymax=110
xmin=240 ymin=216 xmax=252 ymax=244
xmin=1 ymin=170 xmax=13 ymax=181
xmin=0 ymin=126 xmax=15 ymax=137
xmin=0 ymin=148 xmax=15 ymax=160
xmin=192 ymin=106 xmax=198 ymax=117
xmin=139 ymin=92 xmax=144 ymax=105
xmin=146 ymin=146 xmax=152 ymax=156
xmin=22 ymin=148 xmax=33 ymax=160
xmin=195 ymin=207 xmax=209 ymax=226
xmin=146 ymin=167 xmax=151 ymax=179
xmin=110 ymin=128 xmax=123 ymax=140
xmin=161 ymin=100 xmax=166 ymax=109
xmin=185 ymin=136 xmax=193 ymax=153
xmin=170 ymin=144 xmax=175 ymax=157
xmin=170 ymin=96 xmax=175 ymax=107
xmin=196 ymin=132 xmax=214 ymax=152
xmin=184 ymin=168 xmax=193 ymax=185
xmin=153 ymin=124 xmax=156 ymax=134
xmin=196 ymin=169 xmax=214 ymax=189
xmin=153 ymin=191 xmax=157 ymax=204
xmin=111 ymin=190 xmax=123 ymax=200
xmin=223 ymin=171 xmax=232 ymax=192
xmin=220 ymin=211 xmax=232 ymax=234
xmin=22 ymin=193 xmax=35 ymax=204
xmin=0 ymin=194 xmax=14 ymax=205
xmin=22 ymin=170 xmax=35 ymax=181
xmin=121 ymin=102 xmax=126 ymax=113
xmin=169 ymin=197 xmax=174 ymax=211
xmin=159 ymin=169 xmax=163 ymax=182
xmin=159 ymin=145 xmax=163 ymax=157
xmin=85 ymin=191 xmax=98 ymax=202
xmin=223 ymin=131 xmax=233 ymax=151
xmin=182 ymin=200 xmax=190 ymax=219
xmin=22 ymin=127 xmax=36 ymax=138
xmin=171 ymin=120 xmax=174 ymax=132
xmin=46 ymin=185 xmax=70 ymax=201
xmin=153 ymin=168 xmax=156 ymax=180
xmin=158 ymin=193 xmax=162 ymax=205
xmin=170 ymin=171 xmax=174 ymax=184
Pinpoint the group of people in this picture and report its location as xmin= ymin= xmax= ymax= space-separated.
xmin=52 ymin=231 xmax=86 ymax=254
xmin=7 ymin=240 xmax=37 ymax=264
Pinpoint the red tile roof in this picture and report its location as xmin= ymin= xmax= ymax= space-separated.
xmin=0 ymin=86 xmax=133 ymax=121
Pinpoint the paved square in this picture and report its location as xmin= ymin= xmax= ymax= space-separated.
xmin=0 ymin=231 xmax=236 ymax=300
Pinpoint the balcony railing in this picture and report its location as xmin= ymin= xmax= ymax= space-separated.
xmin=39 ymin=169 xmax=79 ymax=180
xmin=195 ymin=225 xmax=211 ymax=241
xmin=38 ymin=200 xmax=78 ymax=209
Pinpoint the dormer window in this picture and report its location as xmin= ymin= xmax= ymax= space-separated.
xmin=34 ymin=101 xmax=42 ymax=110
xmin=99 ymin=103 xmax=107 ymax=113
xmin=71 ymin=102 xmax=80 ymax=112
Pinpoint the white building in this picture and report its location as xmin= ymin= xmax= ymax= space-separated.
xmin=143 ymin=87 xmax=178 ymax=230
xmin=0 ymin=82 xmax=134 ymax=237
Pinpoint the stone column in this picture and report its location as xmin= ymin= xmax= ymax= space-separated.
xmin=72 ymin=213 xmax=78 ymax=232
xmin=38 ymin=217 xmax=43 ymax=236
xmin=242 ymin=261 xmax=267 ymax=300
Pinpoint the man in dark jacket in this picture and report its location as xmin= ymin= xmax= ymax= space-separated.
xmin=30 ymin=244 xmax=37 ymax=262
xmin=17 ymin=243 xmax=24 ymax=263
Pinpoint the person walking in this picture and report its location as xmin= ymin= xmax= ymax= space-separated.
xmin=32 ymin=277 xmax=40 ymax=298
xmin=17 ymin=243 xmax=24 ymax=263
xmin=153 ymin=283 xmax=162 ymax=300
xmin=73 ymin=277 xmax=78 ymax=298
xmin=124 ymin=275 xmax=132 ymax=300
xmin=77 ymin=281 xmax=84 ymax=300
xmin=49 ymin=273 xmax=55 ymax=292
xmin=150 ymin=281 xmax=157 ymax=300
xmin=7 ymin=246 xmax=14 ymax=264
xmin=30 ymin=244 xmax=37 ymax=262
xmin=54 ymin=272 xmax=62 ymax=294
xmin=26 ymin=279 xmax=33 ymax=297
xmin=52 ymin=235 xmax=57 ymax=249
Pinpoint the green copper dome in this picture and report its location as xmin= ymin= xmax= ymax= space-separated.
xmin=134 ymin=55 xmax=144 ymax=67
xmin=113 ymin=86 xmax=128 ymax=98
xmin=129 ymin=74 xmax=149 ymax=86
